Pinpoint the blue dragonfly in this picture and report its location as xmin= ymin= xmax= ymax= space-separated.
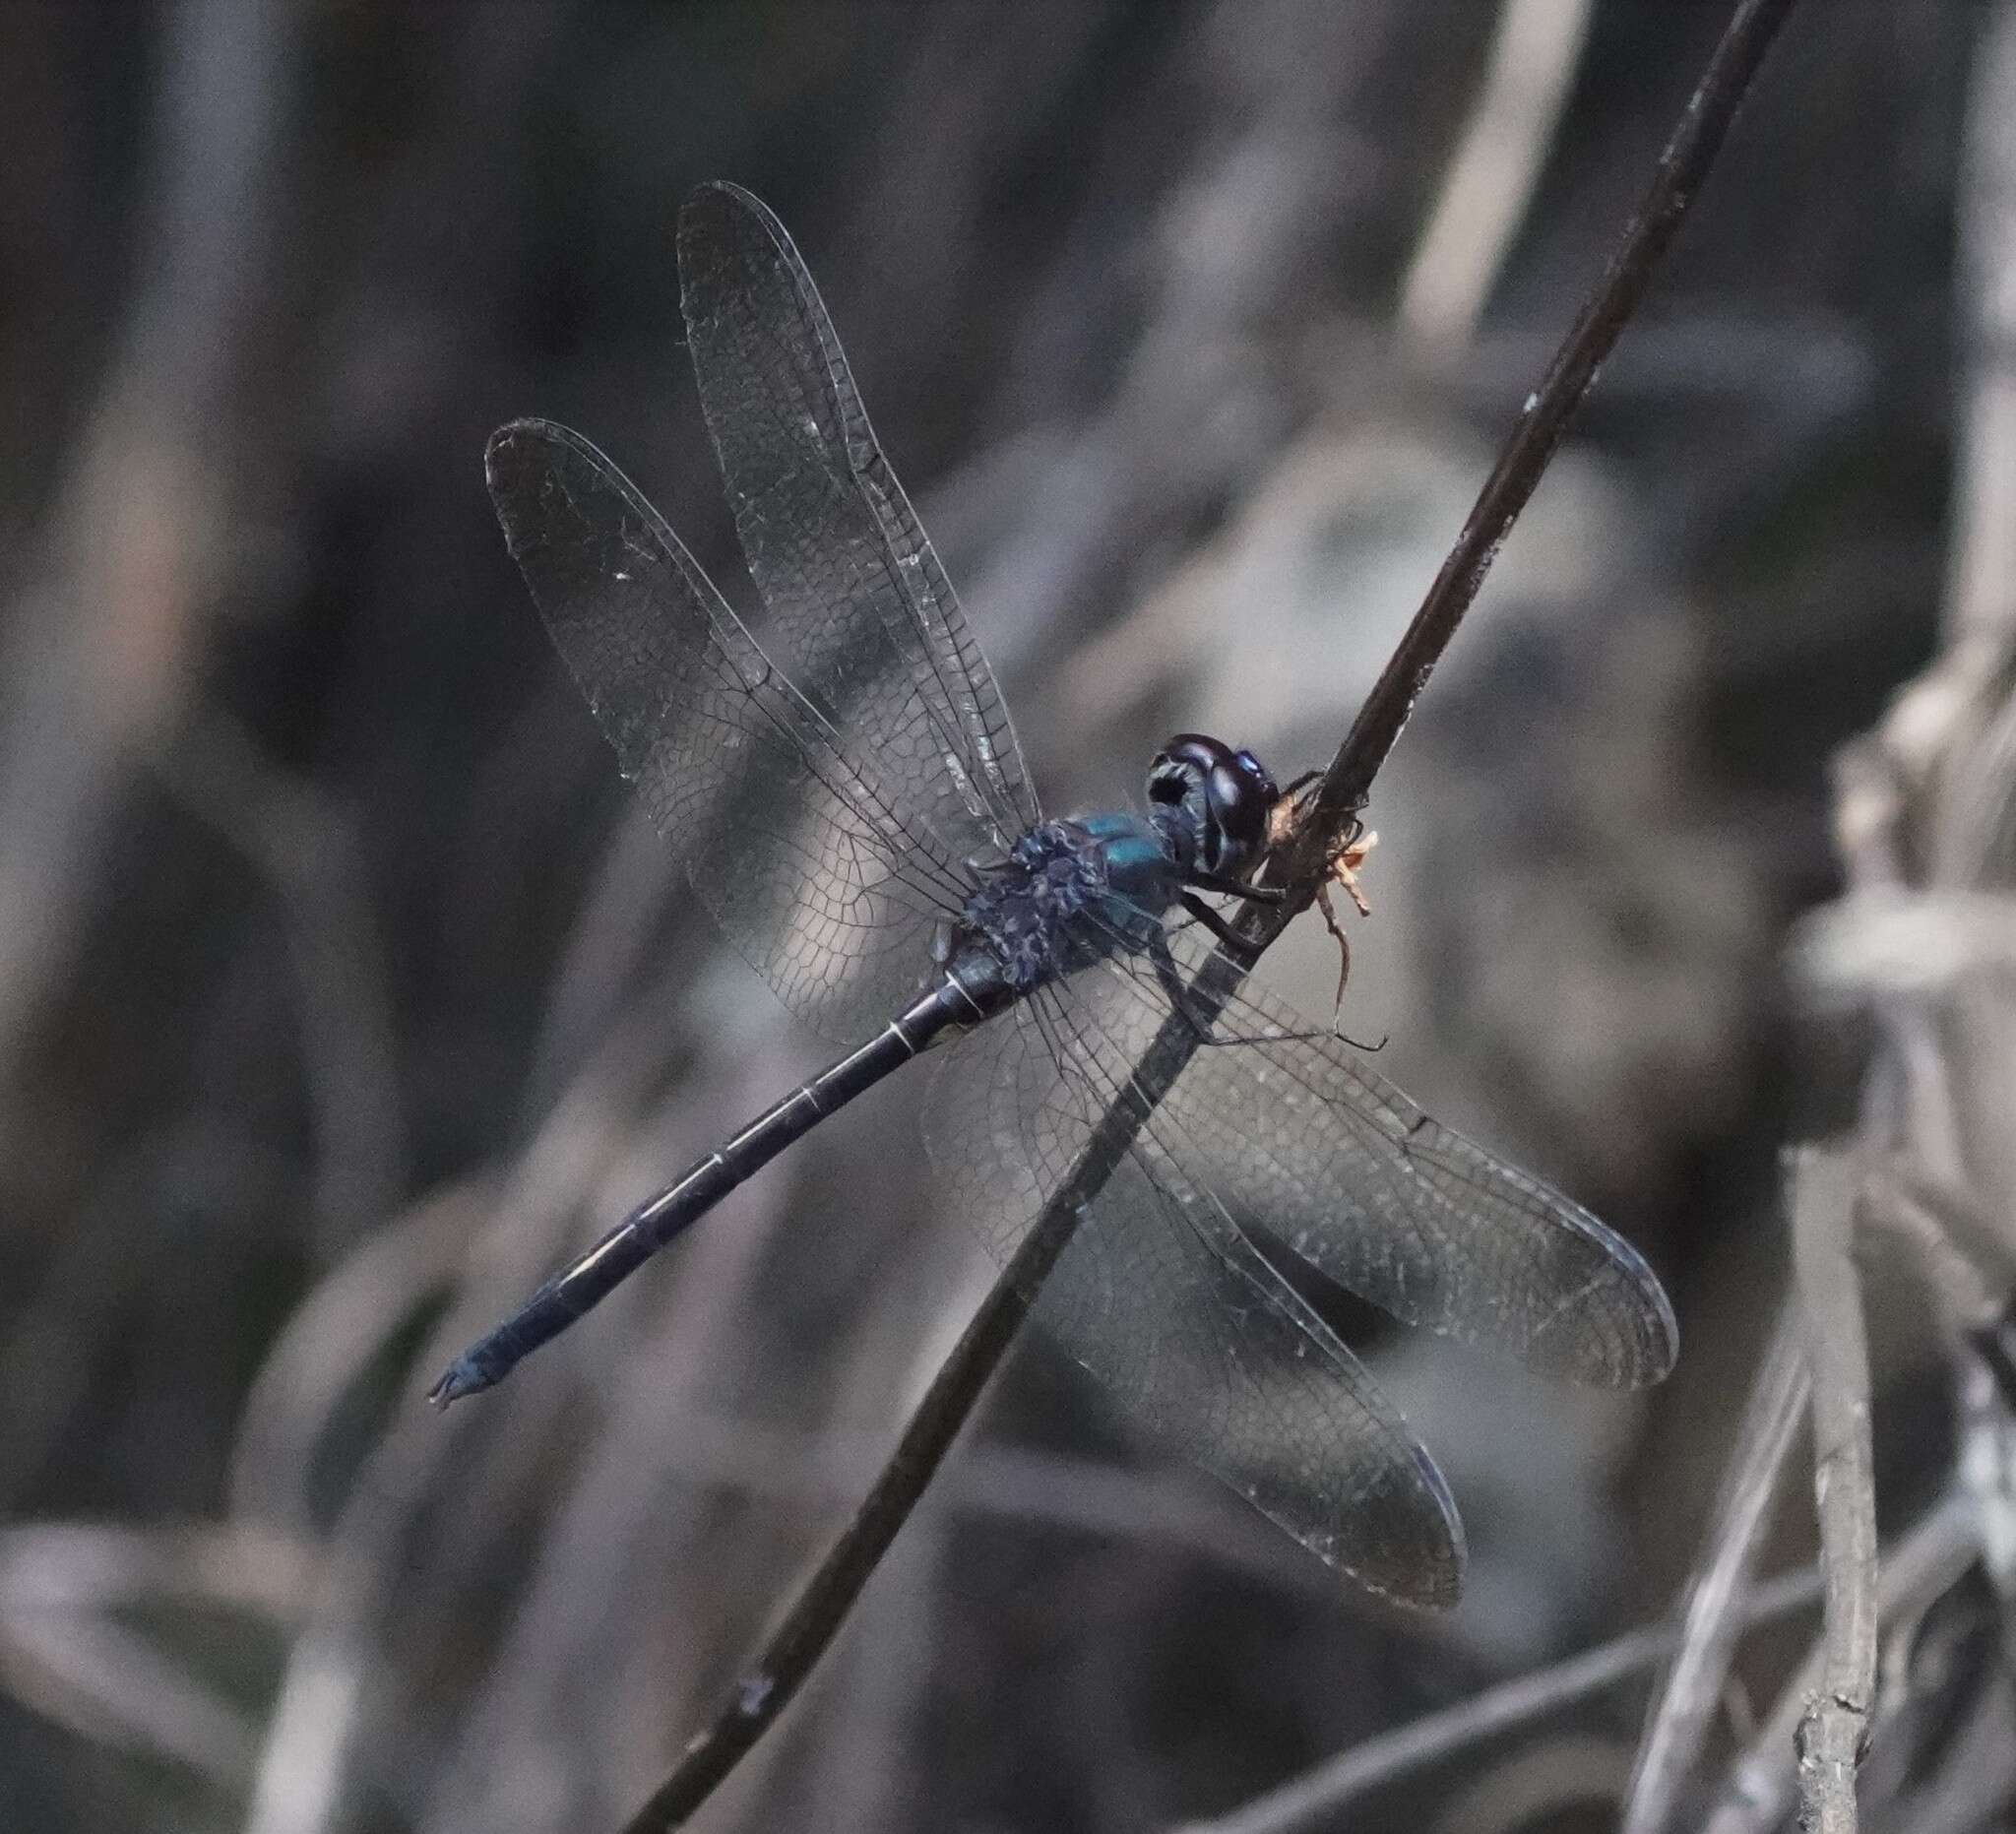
xmin=433 ymin=182 xmax=1675 ymax=1607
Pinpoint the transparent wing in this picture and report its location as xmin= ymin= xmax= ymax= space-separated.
xmin=677 ymin=181 xmax=1040 ymax=863
xmin=1091 ymin=923 xmax=1678 ymax=1387
xmin=486 ymin=418 xmax=969 ymax=1042
xmin=923 ymin=980 xmax=1467 ymax=1607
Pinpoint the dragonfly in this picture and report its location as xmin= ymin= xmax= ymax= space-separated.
xmin=432 ymin=181 xmax=1676 ymax=1607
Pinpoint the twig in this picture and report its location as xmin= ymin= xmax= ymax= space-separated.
xmin=1620 ymin=1299 xmax=1810 ymax=1834
xmin=243 ymin=969 xmax=688 ymax=1834
xmin=0 ymin=1520 xmax=313 ymax=1780
xmin=1172 ymin=1564 xmax=1827 ymax=1834
xmin=1705 ymin=1493 xmax=1976 ymax=1834
xmin=227 ymin=1183 xmax=485 ymax=1537
xmin=1279 ymin=0 xmax=1800 ymax=883
xmin=157 ymin=711 xmax=408 ymax=1254
xmin=1862 ymin=1160 xmax=2003 ymax=1337
xmin=621 ymin=3 xmax=1802 ymax=1826
xmin=1953 ymin=1340 xmax=2016 ymax=1678
xmin=0 ymin=0 xmax=287 ymax=1080
xmin=618 ymin=1192 xmax=1081 ymax=1829
xmin=1399 ymin=0 xmax=1595 ymax=363
xmin=1937 ymin=0 xmax=2016 ymax=665
xmin=1699 ymin=9 xmax=2016 ymax=1829
xmin=1788 ymin=1146 xmax=1877 ymax=1834
xmin=1882 ymin=1667 xmax=2016 ymax=1834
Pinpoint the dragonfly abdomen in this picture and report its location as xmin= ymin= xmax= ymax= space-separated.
xmin=429 ymin=970 xmax=998 ymax=1405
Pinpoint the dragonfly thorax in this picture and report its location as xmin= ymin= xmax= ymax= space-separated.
xmin=956 ymin=736 xmax=1279 ymax=996
xmin=959 ymin=815 xmax=1184 ymax=993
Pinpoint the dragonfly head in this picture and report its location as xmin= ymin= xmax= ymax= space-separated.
xmin=1147 ymin=734 xmax=1279 ymax=879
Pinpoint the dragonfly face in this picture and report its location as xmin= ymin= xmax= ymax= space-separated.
xmin=1148 ymin=733 xmax=1279 ymax=880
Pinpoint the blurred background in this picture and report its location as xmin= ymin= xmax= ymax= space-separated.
xmin=2 ymin=2 xmax=2009 ymax=1830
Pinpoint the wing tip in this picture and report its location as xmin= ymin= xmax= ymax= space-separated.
xmin=485 ymin=414 xmax=573 ymax=468
xmin=483 ymin=420 xmax=618 ymax=526
xmin=1596 ymin=1233 xmax=1681 ymax=1389
xmin=484 ymin=417 xmax=550 ymax=494
xmin=1298 ymin=1435 xmax=1468 ymax=1610
xmin=1639 ymin=1273 xmax=1681 ymax=1385
xmin=683 ymin=177 xmax=777 ymax=229
xmin=677 ymin=180 xmax=799 ymax=291
xmin=1341 ymin=1465 xmax=1468 ymax=1612
xmin=483 ymin=421 xmax=526 ymax=492
xmin=1530 ymin=1249 xmax=1680 ymax=1390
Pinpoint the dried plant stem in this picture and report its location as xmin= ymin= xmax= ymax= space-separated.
xmin=1290 ymin=0 xmax=1802 ymax=863
xmin=1398 ymin=0 xmax=1595 ymax=361
xmin=1208 ymin=1498 xmax=1972 ymax=1834
xmin=1789 ymin=1146 xmax=1878 ymax=1834
xmin=1706 ymin=1494 xmax=1975 ymax=1834
xmin=1621 ymin=1299 xmax=1810 ymax=1834
xmin=619 ymin=1207 xmax=1067 ymax=1828
xmin=1732 ymin=18 xmax=2016 ymax=1829
xmin=623 ymin=2 xmax=1803 ymax=1826
xmin=1178 ymin=1565 xmax=1826 ymax=1834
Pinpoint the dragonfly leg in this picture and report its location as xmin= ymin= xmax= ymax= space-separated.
xmin=1177 ymin=891 xmax=1259 ymax=962
xmin=1152 ymin=925 xmax=1228 ymax=1043
xmin=1327 ymin=827 xmax=1377 ymax=917
xmin=1185 ymin=867 xmax=1287 ymax=905
xmin=1308 ymin=828 xmax=1386 ymax=1051
xmin=1263 ymin=771 xmax=1358 ymax=849
xmin=1156 ymin=919 xmax=1359 ymax=1050
xmin=1310 ymin=886 xmax=1393 ymax=1050
xmin=1172 ymin=895 xmax=1386 ymax=1053
xmin=1309 ymin=828 xmax=1378 ymax=1011
xmin=1313 ymin=880 xmax=1354 ymax=1012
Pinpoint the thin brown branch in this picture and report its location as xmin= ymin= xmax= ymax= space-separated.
xmin=1286 ymin=0 xmax=1803 ymax=871
xmin=621 ymin=3 xmax=1803 ymax=1826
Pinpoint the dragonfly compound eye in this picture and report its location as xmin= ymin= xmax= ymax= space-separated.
xmin=1206 ymin=750 xmax=1275 ymax=876
xmin=1150 ymin=733 xmax=1275 ymax=877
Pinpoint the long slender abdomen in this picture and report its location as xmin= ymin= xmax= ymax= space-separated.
xmin=428 ymin=972 xmax=991 ymax=1404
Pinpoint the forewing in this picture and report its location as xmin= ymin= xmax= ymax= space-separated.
xmin=485 ymin=419 xmax=968 ymax=1043
xmin=1093 ymin=926 xmax=1678 ymax=1387
xmin=676 ymin=182 xmax=1040 ymax=861
xmin=923 ymin=982 xmax=1466 ymax=1607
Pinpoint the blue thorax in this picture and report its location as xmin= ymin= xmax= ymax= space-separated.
xmin=961 ymin=804 xmax=1202 ymax=993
